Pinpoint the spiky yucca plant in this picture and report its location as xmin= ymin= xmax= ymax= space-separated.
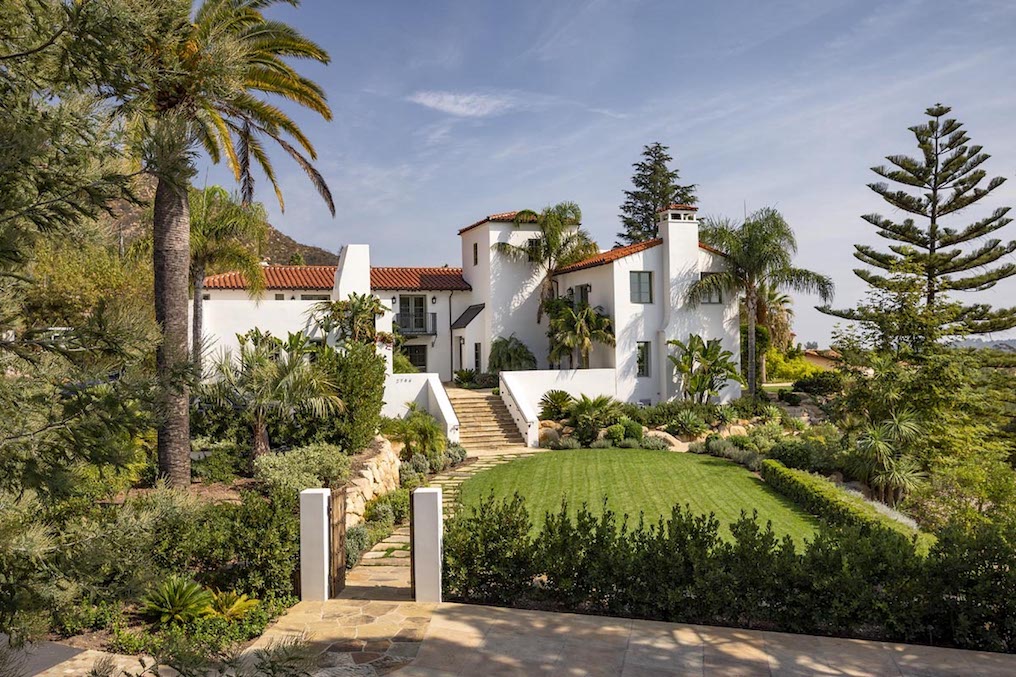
xmin=142 ymin=576 xmax=212 ymax=624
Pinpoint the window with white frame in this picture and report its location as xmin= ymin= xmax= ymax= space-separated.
xmin=630 ymin=271 xmax=653 ymax=304
xmin=637 ymin=341 xmax=651 ymax=377
xmin=700 ymin=272 xmax=723 ymax=304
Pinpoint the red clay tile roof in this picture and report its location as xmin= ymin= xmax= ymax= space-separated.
xmin=204 ymin=265 xmax=470 ymax=292
xmin=204 ymin=265 xmax=337 ymax=290
xmin=371 ymin=267 xmax=471 ymax=291
xmin=458 ymin=210 xmax=538 ymax=235
xmin=555 ymin=238 xmax=725 ymax=275
xmin=657 ymin=203 xmax=699 ymax=212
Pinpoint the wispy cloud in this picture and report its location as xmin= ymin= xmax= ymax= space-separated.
xmin=407 ymin=91 xmax=518 ymax=117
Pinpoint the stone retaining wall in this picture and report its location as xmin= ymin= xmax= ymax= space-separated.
xmin=345 ymin=436 xmax=401 ymax=528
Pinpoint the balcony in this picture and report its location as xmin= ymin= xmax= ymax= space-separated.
xmin=395 ymin=312 xmax=438 ymax=336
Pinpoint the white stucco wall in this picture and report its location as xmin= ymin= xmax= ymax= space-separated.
xmin=610 ymin=247 xmax=666 ymax=404
xmin=196 ymin=299 xmax=321 ymax=361
xmin=381 ymin=373 xmax=460 ymax=443
xmin=386 ymin=289 xmax=466 ymax=382
xmin=554 ymin=263 xmax=617 ymax=370
xmin=487 ymin=222 xmax=549 ymax=370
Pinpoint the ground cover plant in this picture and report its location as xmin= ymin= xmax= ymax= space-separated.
xmin=458 ymin=449 xmax=818 ymax=545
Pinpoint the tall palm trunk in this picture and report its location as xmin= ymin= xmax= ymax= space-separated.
xmin=252 ymin=419 xmax=271 ymax=461
xmin=192 ymin=262 xmax=206 ymax=377
xmin=154 ymin=177 xmax=192 ymax=488
xmin=745 ymin=288 xmax=758 ymax=397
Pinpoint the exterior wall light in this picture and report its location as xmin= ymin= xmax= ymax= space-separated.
xmin=431 ymin=296 xmax=437 ymax=305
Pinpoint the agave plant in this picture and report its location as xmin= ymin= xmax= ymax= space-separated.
xmin=539 ymin=390 xmax=575 ymax=420
xmin=142 ymin=576 xmax=212 ymax=624
xmin=666 ymin=410 xmax=708 ymax=438
xmin=208 ymin=589 xmax=259 ymax=621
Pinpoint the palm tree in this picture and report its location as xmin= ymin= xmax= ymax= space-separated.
xmin=492 ymin=202 xmax=599 ymax=323
xmin=549 ymin=304 xmax=616 ymax=369
xmin=668 ymin=334 xmax=744 ymax=403
xmin=190 ymin=186 xmax=268 ymax=376
xmin=206 ymin=331 xmax=343 ymax=461
xmin=743 ymin=283 xmax=795 ymax=382
xmin=127 ymin=0 xmax=334 ymax=487
xmin=851 ymin=409 xmax=926 ymax=506
xmin=688 ymin=208 xmax=833 ymax=397
xmin=311 ymin=293 xmax=386 ymax=344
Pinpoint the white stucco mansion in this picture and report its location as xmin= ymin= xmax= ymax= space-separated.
xmin=197 ymin=204 xmax=740 ymax=446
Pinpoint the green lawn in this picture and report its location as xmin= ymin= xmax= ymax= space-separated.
xmin=459 ymin=449 xmax=821 ymax=546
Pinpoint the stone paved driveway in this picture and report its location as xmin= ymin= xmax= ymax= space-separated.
xmin=396 ymin=603 xmax=1016 ymax=677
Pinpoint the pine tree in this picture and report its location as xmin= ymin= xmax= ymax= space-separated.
xmin=616 ymin=142 xmax=696 ymax=246
xmin=821 ymin=104 xmax=1016 ymax=335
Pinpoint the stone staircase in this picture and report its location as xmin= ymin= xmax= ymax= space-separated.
xmin=446 ymin=387 xmax=527 ymax=449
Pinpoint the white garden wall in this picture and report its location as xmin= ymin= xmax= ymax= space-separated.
xmin=500 ymin=369 xmax=618 ymax=446
xmin=381 ymin=373 xmax=460 ymax=444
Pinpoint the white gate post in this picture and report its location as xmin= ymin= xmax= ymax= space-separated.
xmin=300 ymin=488 xmax=331 ymax=601
xmin=412 ymin=488 xmax=443 ymax=603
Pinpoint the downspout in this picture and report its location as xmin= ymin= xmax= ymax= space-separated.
xmin=448 ymin=291 xmax=454 ymax=382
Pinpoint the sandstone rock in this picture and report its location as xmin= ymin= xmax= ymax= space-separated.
xmin=540 ymin=420 xmax=563 ymax=431
xmin=827 ymin=471 xmax=844 ymax=484
xmin=646 ymin=429 xmax=685 ymax=452
xmin=726 ymin=425 xmax=748 ymax=437
xmin=539 ymin=427 xmax=561 ymax=447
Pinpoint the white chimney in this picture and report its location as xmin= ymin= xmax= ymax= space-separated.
xmin=656 ymin=204 xmax=700 ymax=401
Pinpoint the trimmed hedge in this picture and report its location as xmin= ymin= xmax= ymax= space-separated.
xmin=759 ymin=460 xmax=933 ymax=552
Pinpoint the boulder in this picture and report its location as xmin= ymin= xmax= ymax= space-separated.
xmin=595 ymin=428 xmax=609 ymax=442
xmin=540 ymin=420 xmax=563 ymax=431
xmin=539 ymin=427 xmax=561 ymax=447
xmin=645 ymin=429 xmax=686 ymax=452
xmin=725 ymin=425 xmax=748 ymax=437
xmin=827 ymin=471 xmax=844 ymax=484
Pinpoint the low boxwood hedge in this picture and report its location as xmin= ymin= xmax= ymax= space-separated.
xmin=759 ymin=459 xmax=933 ymax=552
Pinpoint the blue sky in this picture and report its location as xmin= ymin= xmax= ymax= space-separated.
xmin=202 ymin=0 xmax=1016 ymax=344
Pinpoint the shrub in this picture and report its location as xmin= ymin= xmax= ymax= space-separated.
xmin=345 ymin=525 xmax=369 ymax=568
xmin=399 ymin=466 xmax=423 ymax=491
xmin=665 ymin=410 xmax=707 ymax=437
xmin=551 ymin=437 xmax=582 ymax=450
xmin=446 ymin=443 xmax=467 ymax=465
xmin=393 ymin=350 xmax=419 ymax=374
xmin=312 ymin=341 xmax=386 ymax=452
xmin=443 ymin=494 xmax=536 ymax=605
xmin=253 ymin=443 xmax=349 ymax=496
xmin=366 ymin=502 xmax=395 ymax=528
xmin=190 ymin=438 xmax=241 ymax=484
xmin=782 ymin=415 xmax=808 ymax=432
xmin=759 ymin=460 xmax=929 ymax=548
xmin=768 ymin=439 xmax=814 ymax=470
xmin=566 ymin=395 xmax=622 ymax=442
xmin=589 ymin=439 xmax=613 ymax=449
xmin=429 ymin=453 xmax=447 ymax=474
xmin=366 ymin=489 xmax=410 ymax=525
xmin=617 ymin=438 xmax=641 ymax=449
xmin=729 ymin=397 xmax=770 ymax=419
xmin=472 ymin=372 xmax=498 ymax=389
xmin=748 ymin=421 xmax=785 ymax=454
xmin=793 ymin=371 xmax=844 ymax=396
xmin=207 ymin=590 xmax=258 ymax=621
xmin=454 ymin=369 xmax=476 ymax=386
xmin=539 ymin=390 xmax=575 ymax=420
xmin=390 ymin=409 xmax=447 ymax=461
xmin=142 ymin=577 xmax=212 ymax=625
xmin=778 ymin=390 xmax=803 ymax=406
xmin=366 ymin=519 xmax=393 ymax=546
xmin=760 ymin=404 xmax=783 ymax=422
xmin=491 ymin=387 xmax=500 ymax=396
xmin=409 ymin=453 xmax=429 ymax=475
xmin=703 ymin=435 xmax=762 ymax=471
xmin=619 ymin=416 xmax=643 ymax=442
xmin=605 ymin=424 xmax=626 ymax=446
xmin=767 ymin=348 xmax=822 ymax=382
xmin=640 ymin=436 xmax=670 ymax=451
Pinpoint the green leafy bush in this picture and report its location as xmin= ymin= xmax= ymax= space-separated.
xmin=409 ymin=453 xmax=429 ymax=475
xmin=566 ymin=395 xmax=621 ymax=446
xmin=617 ymin=438 xmax=641 ymax=449
xmin=253 ymin=443 xmax=349 ymax=496
xmin=589 ymin=439 xmax=613 ymax=449
xmin=366 ymin=519 xmax=393 ymax=546
xmin=605 ymin=424 xmax=626 ymax=445
xmin=767 ymin=439 xmax=814 ymax=470
xmin=759 ymin=460 xmax=930 ymax=548
xmin=619 ymin=400 xmax=719 ymax=428
xmin=388 ymin=408 xmax=447 ymax=463
xmin=619 ymin=416 xmax=643 ymax=442
xmin=190 ymin=438 xmax=241 ymax=484
xmin=366 ymin=502 xmax=395 ymax=528
xmin=778 ymin=390 xmax=803 ymax=406
xmin=345 ymin=525 xmax=369 ymax=568
xmin=311 ymin=341 xmax=386 ymax=452
xmin=665 ymin=410 xmax=707 ymax=437
xmin=443 ymin=494 xmax=536 ymax=605
xmin=399 ymin=466 xmax=423 ymax=491
xmin=442 ymin=496 xmax=975 ymax=649
xmin=793 ymin=371 xmax=844 ymax=396
xmin=767 ymin=348 xmax=823 ymax=382
xmin=488 ymin=334 xmax=537 ymax=372
xmin=142 ymin=577 xmax=212 ymax=624
xmin=550 ymin=437 xmax=582 ymax=450
xmin=366 ymin=489 xmax=411 ymax=525
xmin=454 ymin=369 xmax=476 ymax=386
xmin=539 ymin=390 xmax=575 ymax=420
